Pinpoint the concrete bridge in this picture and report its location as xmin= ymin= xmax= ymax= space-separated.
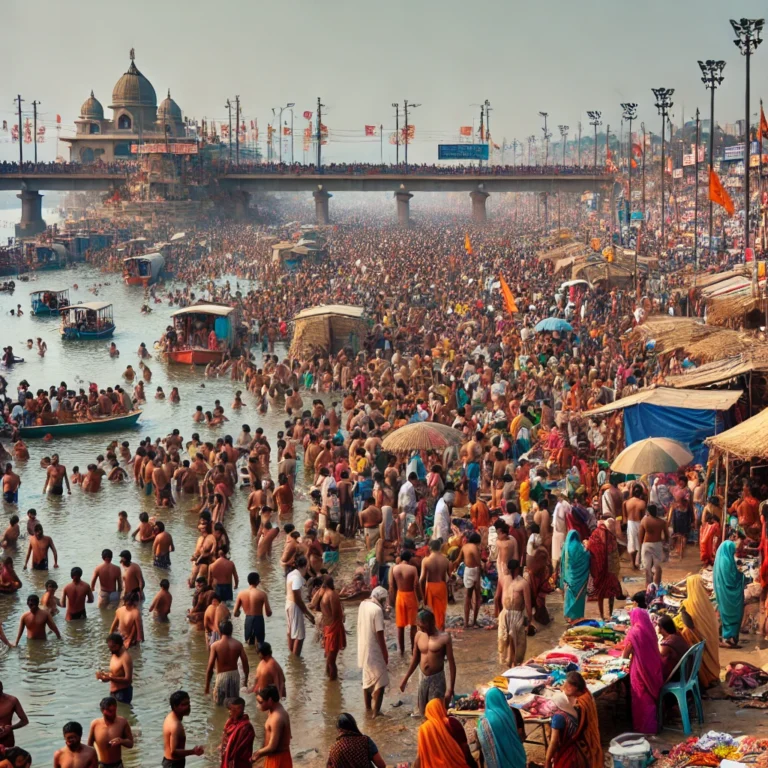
xmin=0 ymin=169 xmax=614 ymax=234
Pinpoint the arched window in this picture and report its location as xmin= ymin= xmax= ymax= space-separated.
xmin=89 ymin=123 xmax=100 ymax=134
xmin=118 ymin=114 xmax=132 ymax=130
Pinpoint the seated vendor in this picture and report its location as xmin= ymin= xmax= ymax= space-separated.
xmin=658 ymin=614 xmax=690 ymax=681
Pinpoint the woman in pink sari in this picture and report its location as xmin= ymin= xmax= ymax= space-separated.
xmin=622 ymin=608 xmax=664 ymax=733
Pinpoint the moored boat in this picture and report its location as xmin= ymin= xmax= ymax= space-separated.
xmin=123 ymin=252 xmax=165 ymax=286
xmin=60 ymin=302 xmax=116 ymax=340
xmin=30 ymin=289 xmax=70 ymax=316
xmin=167 ymin=303 xmax=241 ymax=364
xmin=19 ymin=409 xmax=141 ymax=438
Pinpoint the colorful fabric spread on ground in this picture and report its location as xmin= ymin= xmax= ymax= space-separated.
xmin=713 ymin=540 xmax=745 ymax=642
xmin=654 ymin=731 xmax=768 ymax=768
xmin=680 ymin=574 xmax=721 ymax=687
xmin=626 ymin=608 xmax=664 ymax=734
xmin=474 ymin=688 xmax=527 ymax=768
xmin=587 ymin=522 xmax=622 ymax=601
xmin=562 ymin=530 xmax=591 ymax=621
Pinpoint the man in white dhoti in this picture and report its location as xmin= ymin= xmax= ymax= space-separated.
xmin=357 ymin=586 xmax=389 ymax=717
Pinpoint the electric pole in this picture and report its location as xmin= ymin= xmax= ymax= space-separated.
xmin=316 ymin=97 xmax=325 ymax=169
xmin=16 ymin=95 xmax=24 ymax=166
xmin=234 ymin=95 xmax=240 ymax=166
xmin=32 ymin=100 xmax=40 ymax=163
xmin=225 ymin=99 xmax=232 ymax=163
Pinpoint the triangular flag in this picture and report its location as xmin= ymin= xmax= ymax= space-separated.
xmin=709 ymin=169 xmax=735 ymax=216
xmin=499 ymin=275 xmax=518 ymax=313
xmin=464 ymin=233 xmax=473 ymax=255
xmin=760 ymin=106 xmax=768 ymax=142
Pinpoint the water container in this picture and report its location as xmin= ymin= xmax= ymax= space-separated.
xmin=608 ymin=733 xmax=652 ymax=768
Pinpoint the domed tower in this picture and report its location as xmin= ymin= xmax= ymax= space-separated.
xmin=74 ymin=90 xmax=105 ymax=139
xmin=109 ymin=48 xmax=157 ymax=134
xmin=157 ymin=90 xmax=184 ymax=137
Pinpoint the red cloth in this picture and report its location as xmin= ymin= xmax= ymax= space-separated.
xmin=221 ymin=715 xmax=255 ymax=768
xmin=323 ymin=619 xmax=347 ymax=655
xmin=587 ymin=525 xmax=622 ymax=601
xmin=700 ymin=522 xmax=720 ymax=568
xmin=760 ymin=522 xmax=768 ymax=589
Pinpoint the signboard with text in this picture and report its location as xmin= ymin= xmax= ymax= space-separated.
xmin=131 ymin=143 xmax=199 ymax=155
xmin=438 ymin=143 xmax=489 ymax=160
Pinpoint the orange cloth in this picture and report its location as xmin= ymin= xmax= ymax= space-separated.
xmin=575 ymin=690 xmax=603 ymax=768
xmin=471 ymin=500 xmax=490 ymax=529
xmin=709 ymin=169 xmax=735 ymax=216
xmin=417 ymin=699 xmax=469 ymax=768
xmin=263 ymin=752 xmax=293 ymax=768
xmin=499 ymin=274 xmax=518 ymax=313
xmin=425 ymin=582 xmax=448 ymax=630
xmin=323 ymin=618 xmax=347 ymax=655
xmin=395 ymin=589 xmax=419 ymax=628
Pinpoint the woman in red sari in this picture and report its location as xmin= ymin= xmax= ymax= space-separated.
xmin=700 ymin=512 xmax=720 ymax=567
xmin=586 ymin=520 xmax=623 ymax=620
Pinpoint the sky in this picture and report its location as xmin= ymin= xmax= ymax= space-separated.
xmin=3 ymin=0 xmax=768 ymax=164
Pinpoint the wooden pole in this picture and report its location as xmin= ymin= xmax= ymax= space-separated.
xmin=722 ymin=452 xmax=729 ymax=540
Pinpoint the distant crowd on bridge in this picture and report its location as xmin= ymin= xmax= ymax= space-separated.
xmin=0 ymin=161 xmax=138 ymax=175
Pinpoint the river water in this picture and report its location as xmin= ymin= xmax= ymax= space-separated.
xmin=0 ymin=265 xmax=460 ymax=767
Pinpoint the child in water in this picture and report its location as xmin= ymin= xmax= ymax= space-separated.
xmin=0 ymin=557 xmax=21 ymax=593
xmin=41 ymin=580 xmax=60 ymax=615
xmin=117 ymin=510 xmax=131 ymax=533
xmin=70 ymin=466 xmax=84 ymax=485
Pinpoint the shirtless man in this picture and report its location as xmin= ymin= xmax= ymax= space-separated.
xmin=0 ymin=682 xmax=28 ymax=748
xmin=234 ymin=572 xmax=271 ymax=648
xmin=119 ymin=551 xmax=144 ymax=599
xmin=400 ymin=609 xmax=456 ymax=714
xmin=257 ymin=521 xmax=280 ymax=558
xmin=494 ymin=559 xmax=532 ymax=667
xmin=61 ymin=567 xmax=94 ymax=621
xmin=109 ymin=591 xmax=144 ymax=648
xmin=131 ymin=512 xmax=155 ymax=543
xmin=23 ymin=523 xmax=58 ymax=570
xmin=153 ymin=461 xmax=175 ymax=508
xmin=205 ymin=620 xmax=249 ymax=705
xmin=163 ymin=690 xmax=204 ymax=768
xmin=390 ymin=550 xmax=422 ymax=654
xmin=625 ymin=485 xmax=647 ymax=569
xmin=87 ymin=697 xmax=134 ymax=767
xmin=208 ymin=546 xmax=238 ymax=604
xmin=153 ymin=521 xmax=174 ymax=569
xmin=309 ymin=574 xmax=346 ymax=680
xmin=1 ymin=516 xmax=20 ymax=549
xmin=533 ymin=499 xmax=552 ymax=550
xmin=455 ymin=532 xmax=483 ymax=628
xmin=43 ymin=454 xmax=71 ymax=496
xmin=419 ymin=540 xmax=450 ymax=631
xmin=91 ymin=550 xmax=123 ymax=608
xmin=359 ymin=498 xmax=383 ymax=550
xmin=638 ymin=503 xmax=669 ymax=586
xmin=494 ymin=520 xmax=518 ymax=577
xmin=253 ymin=643 xmax=286 ymax=698
xmin=1 ymin=465 xmax=20 ymax=505
xmin=149 ymin=579 xmax=173 ymax=621
xmin=54 ymin=721 xmax=98 ymax=768
xmin=252 ymin=685 xmax=292 ymax=765
xmin=96 ymin=633 xmax=134 ymax=704
xmin=280 ymin=528 xmax=302 ymax=575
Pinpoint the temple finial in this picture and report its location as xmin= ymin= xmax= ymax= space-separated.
xmin=129 ymin=48 xmax=135 ymax=62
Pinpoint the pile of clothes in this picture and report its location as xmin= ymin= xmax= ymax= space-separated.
xmin=655 ymin=732 xmax=768 ymax=768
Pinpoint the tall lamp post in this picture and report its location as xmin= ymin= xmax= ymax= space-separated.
xmin=484 ymin=99 xmax=492 ymax=165
xmin=539 ymin=112 xmax=549 ymax=165
xmin=730 ymin=18 xmax=764 ymax=273
xmin=652 ymin=88 xmax=675 ymax=257
xmin=698 ymin=59 xmax=726 ymax=256
xmin=391 ymin=103 xmax=400 ymax=165
xmin=527 ymin=135 xmax=536 ymax=165
xmin=587 ymin=111 xmax=602 ymax=205
xmin=558 ymin=125 xmax=569 ymax=230
xmin=284 ymin=102 xmax=295 ymax=164
xmin=621 ymin=103 xmax=638 ymax=223
xmin=403 ymin=100 xmax=420 ymax=174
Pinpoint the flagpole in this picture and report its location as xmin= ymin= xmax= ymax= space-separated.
xmin=694 ymin=108 xmax=700 ymax=303
xmin=761 ymin=99 xmax=765 ymax=254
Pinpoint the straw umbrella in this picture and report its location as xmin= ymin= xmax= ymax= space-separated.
xmin=381 ymin=421 xmax=464 ymax=454
xmin=610 ymin=437 xmax=693 ymax=476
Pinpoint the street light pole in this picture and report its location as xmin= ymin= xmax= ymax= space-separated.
xmin=285 ymin=102 xmax=295 ymax=164
xmin=621 ymin=103 xmax=637 ymax=219
xmin=587 ymin=111 xmax=602 ymax=204
xmin=484 ymin=99 xmax=492 ymax=165
xmin=652 ymin=87 xmax=675 ymax=258
xmin=392 ymin=103 xmax=400 ymax=165
xmin=234 ymin=95 xmax=240 ymax=166
xmin=731 ymin=18 xmax=764 ymax=277
xmin=694 ymin=108 xmax=701 ymax=277
xmin=699 ymin=59 xmax=725 ymax=257
xmin=403 ymin=100 xmax=420 ymax=174
xmin=225 ymin=99 xmax=232 ymax=163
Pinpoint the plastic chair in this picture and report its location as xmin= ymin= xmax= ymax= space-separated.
xmin=657 ymin=641 xmax=705 ymax=735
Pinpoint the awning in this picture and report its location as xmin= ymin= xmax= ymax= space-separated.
xmin=706 ymin=407 xmax=768 ymax=459
xmin=293 ymin=304 xmax=365 ymax=321
xmin=585 ymin=386 xmax=743 ymax=416
xmin=665 ymin=348 xmax=768 ymax=388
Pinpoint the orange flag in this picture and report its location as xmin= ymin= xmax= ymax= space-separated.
xmin=464 ymin=233 xmax=473 ymax=255
xmin=499 ymin=275 xmax=518 ymax=313
xmin=760 ymin=106 xmax=768 ymax=142
xmin=709 ymin=169 xmax=735 ymax=216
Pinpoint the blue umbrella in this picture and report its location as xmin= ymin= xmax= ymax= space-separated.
xmin=534 ymin=317 xmax=573 ymax=333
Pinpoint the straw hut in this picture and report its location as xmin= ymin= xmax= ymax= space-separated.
xmin=289 ymin=304 xmax=368 ymax=359
xmin=706 ymin=407 xmax=768 ymax=460
xmin=572 ymin=260 xmax=633 ymax=288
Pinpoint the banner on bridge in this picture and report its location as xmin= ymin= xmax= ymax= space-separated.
xmin=438 ymin=144 xmax=489 ymax=160
xmin=131 ymin=143 xmax=199 ymax=155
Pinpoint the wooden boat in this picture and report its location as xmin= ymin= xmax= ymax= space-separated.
xmin=32 ymin=243 xmax=68 ymax=271
xmin=30 ymin=288 xmax=69 ymax=316
xmin=167 ymin=303 xmax=241 ymax=364
xmin=60 ymin=302 xmax=115 ymax=340
xmin=19 ymin=409 xmax=141 ymax=438
xmin=123 ymin=252 xmax=165 ymax=286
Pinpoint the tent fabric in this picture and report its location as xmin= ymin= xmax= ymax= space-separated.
xmin=585 ymin=387 xmax=742 ymax=416
xmin=623 ymin=403 xmax=719 ymax=466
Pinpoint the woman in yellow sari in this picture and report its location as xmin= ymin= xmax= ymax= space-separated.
xmin=678 ymin=574 xmax=720 ymax=687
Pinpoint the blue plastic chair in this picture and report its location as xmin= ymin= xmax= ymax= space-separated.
xmin=657 ymin=641 xmax=705 ymax=735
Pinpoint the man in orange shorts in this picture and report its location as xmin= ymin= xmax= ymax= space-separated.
xmin=390 ymin=550 xmax=422 ymax=654
xmin=253 ymin=685 xmax=292 ymax=767
xmin=420 ymin=540 xmax=449 ymax=631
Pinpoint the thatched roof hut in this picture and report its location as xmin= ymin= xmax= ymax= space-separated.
xmin=289 ymin=304 xmax=368 ymax=359
xmin=706 ymin=407 xmax=768 ymax=459
xmin=664 ymin=347 xmax=768 ymax=388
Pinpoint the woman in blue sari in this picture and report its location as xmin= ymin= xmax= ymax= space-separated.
xmin=713 ymin=539 xmax=745 ymax=647
xmin=562 ymin=530 xmax=591 ymax=622
xmin=475 ymin=687 xmax=527 ymax=768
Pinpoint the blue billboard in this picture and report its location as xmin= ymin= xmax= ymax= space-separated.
xmin=438 ymin=144 xmax=489 ymax=160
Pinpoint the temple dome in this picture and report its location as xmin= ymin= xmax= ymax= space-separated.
xmin=80 ymin=91 xmax=104 ymax=120
xmin=157 ymin=90 xmax=182 ymax=122
xmin=111 ymin=52 xmax=157 ymax=108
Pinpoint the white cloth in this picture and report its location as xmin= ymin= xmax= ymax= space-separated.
xmin=463 ymin=566 xmax=480 ymax=589
xmin=552 ymin=530 xmax=566 ymax=565
xmin=553 ymin=500 xmax=570 ymax=534
xmin=398 ymin=480 xmax=417 ymax=514
xmin=627 ymin=520 xmax=641 ymax=553
xmin=285 ymin=602 xmax=306 ymax=641
xmin=433 ymin=498 xmax=451 ymax=544
xmin=357 ymin=599 xmax=389 ymax=691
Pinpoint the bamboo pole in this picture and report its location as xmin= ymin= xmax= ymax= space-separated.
xmin=722 ymin=452 xmax=729 ymax=540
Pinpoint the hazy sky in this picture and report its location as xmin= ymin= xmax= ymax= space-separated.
xmin=3 ymin=0 xmax=768 ymax=164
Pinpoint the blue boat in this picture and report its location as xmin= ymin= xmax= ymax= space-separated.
xmin=32 ymin=243 xmax=68 ymax=271
xmin=19 ymin=409 xmax=141 ymax=438
xmin=30 ymin=288 xmax=70 ymax=316
xmin=60 ymin=301 xmax=115 ymax=340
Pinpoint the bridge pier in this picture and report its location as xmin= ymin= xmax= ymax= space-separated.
xmin=470 ymin=189 xmax=489 ymax=223
xmin=232 ymin=190 xmax=251 ymax=220
xmin=313 ymin=189 xmax=332 ymax=225
xmin=16 ymin=190 xmax=46 ymax=238
xmin=395 ymin=190 xmax=413 ymax=227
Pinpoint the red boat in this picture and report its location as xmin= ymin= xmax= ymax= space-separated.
xmin=167 ymin=303 xmax=241 ymax=365
xmin=123 ymin=252 xmax=165 ymax=286
xmin=167 ymin=348 xmax=225 ymax=365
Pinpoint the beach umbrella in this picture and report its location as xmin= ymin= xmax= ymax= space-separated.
xmin=610 ymin=437 xmax=693 ymax=476
xmin=381 ymin=421 xmax=464 ymax=454
xmin=534 ymin=318 xmax=573 ymax=333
